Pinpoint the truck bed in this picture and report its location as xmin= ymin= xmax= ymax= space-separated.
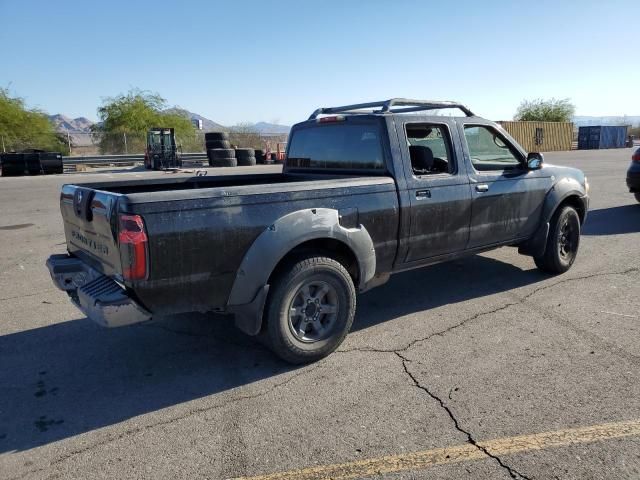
xmin=59 ymin=171 xmax=400 ymax=316
xmin=79 ymin=172 xmax=380 ymax=195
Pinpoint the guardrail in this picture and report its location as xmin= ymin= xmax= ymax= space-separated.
xmin=63 ymin=152 xmax=208 ymax=165
xmin=62 ymin=153 xmax=208 ymax=172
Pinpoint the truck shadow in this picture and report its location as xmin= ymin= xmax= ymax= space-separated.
xmin=582 ymin=205 xmax=640 ymax=236
xmin=0 ymin=314 xmax=286 ymax=454
xmin=352 ymin=254 xmax=545 ymax=332
xmin=0 ymin=255 xmax=544 ymax=453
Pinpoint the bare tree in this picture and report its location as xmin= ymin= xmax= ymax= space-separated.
xmin=228 ymin=123 xmax=263 ymax=149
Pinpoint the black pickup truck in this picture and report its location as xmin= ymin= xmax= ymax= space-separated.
xmin=47 ymin=99 xmax=589 ymax=363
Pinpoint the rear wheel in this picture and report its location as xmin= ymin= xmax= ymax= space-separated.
xmin=534 ymin=205 xmax=581 ymax=274
xmin=263 ymin=256 xmax=356 ymax=364
xmin=635 ymin=192 xmax=640 ymax=203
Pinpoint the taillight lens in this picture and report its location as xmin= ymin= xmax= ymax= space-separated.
xmin=317 ymin=115 xmax=345 ymax=123
xmin=633 ymin=150 xmax=640 ymax=163
xmin=118 ymin=214 xmax=148 ymax=281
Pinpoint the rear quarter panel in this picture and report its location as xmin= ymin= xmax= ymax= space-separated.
xmin=125 ymin=178 xmax=399 ymax=315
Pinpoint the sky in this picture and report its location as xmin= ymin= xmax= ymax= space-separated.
xmin=1 ymin=0 xmax=638 ymax=126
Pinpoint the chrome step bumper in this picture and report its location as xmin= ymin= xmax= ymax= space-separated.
xmin=46 ymin=254 xmax=151 ymax=328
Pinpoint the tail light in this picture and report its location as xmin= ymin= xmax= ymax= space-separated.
xmin=118 ymin=214 xmax=148 ymax=281
xmin=633 ymin=150 xmax=640 ymax=163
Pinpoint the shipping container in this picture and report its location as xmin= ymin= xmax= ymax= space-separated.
xmin=577 ymin=125 xmax=628 ymax=150
xmin=498 ymin=121 xmax=573 ymax=152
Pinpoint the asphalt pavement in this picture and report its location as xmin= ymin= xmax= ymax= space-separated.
xmin=0 ymin=149 xmax=639 ymax=480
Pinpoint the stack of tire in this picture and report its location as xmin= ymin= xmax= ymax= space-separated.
xmin=206 ymin=132 xmax=236 ymax=167
xmin=235 ymin=148 xmax=256 ymax=166
xmin=255 ymin=149 xmax=269 ymax=164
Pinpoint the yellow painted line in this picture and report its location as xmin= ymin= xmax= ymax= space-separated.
xmin=231 ymin=419 xmax=640 ymax=480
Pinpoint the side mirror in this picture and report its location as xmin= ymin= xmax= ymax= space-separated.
xmin=527 ymin=152 xmax=544 ymax=170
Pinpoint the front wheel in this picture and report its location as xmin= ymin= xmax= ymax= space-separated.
xmin=263 ymin=256 xmax=356 ymax=364
xmin=534 ymin=205 xmax=581 ymax=274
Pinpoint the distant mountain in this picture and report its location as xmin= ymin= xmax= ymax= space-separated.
xmin=171 ymin=109 xmax=290 ymax=134
xmin=166 ymin=108 xmax=227 ymax=131
xmin=573 ymin=115 xmax=640 ymax=127
xmin=49 ymin=114 xmax=94 ymax=133
xmin=251 ymin=122 xmax=290 ymax=134
xmin=48 ymin=109 xmax=291 ymax=135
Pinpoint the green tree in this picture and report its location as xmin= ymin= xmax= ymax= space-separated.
xmin=0 ymin=88 xmax=69 ymax=154
xmin=514 ymin=98 xmax=575 ymax=122
xmin=92 ymin=89 xmax=196 ymax=154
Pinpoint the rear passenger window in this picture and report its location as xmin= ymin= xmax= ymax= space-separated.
xmin=406 ymin=124 xmax=454 ymax=176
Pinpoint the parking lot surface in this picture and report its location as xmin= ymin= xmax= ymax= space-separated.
xmin=1 ymin=150 xmax=639 ymax=480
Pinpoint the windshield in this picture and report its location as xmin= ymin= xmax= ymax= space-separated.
xmin=286 ymin=122 xmax=385 ymax=170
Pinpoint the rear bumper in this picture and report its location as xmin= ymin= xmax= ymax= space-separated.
xmin=46 ymin=254 xmax=151 ymax=328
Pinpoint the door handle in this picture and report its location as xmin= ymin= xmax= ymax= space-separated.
xmin=475 ymin=184 xmax=489 ymax=192
xmin=416 ymin=189 xmax=431 ymax=199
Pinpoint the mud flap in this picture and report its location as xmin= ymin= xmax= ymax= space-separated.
xmin=518 ymin=222 xmax=550 ymax=257
xmin=229 ymin=285 xmax=270 ymax=336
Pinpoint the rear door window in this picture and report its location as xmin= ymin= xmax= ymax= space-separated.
xmin=405 ymin=124 xmax=455 ymax=175
xmin=287 ymin=123 xmax=385 ymax=170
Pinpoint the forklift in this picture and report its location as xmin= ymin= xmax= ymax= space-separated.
xmin=144 ymin=127 xmax=182 ymax=170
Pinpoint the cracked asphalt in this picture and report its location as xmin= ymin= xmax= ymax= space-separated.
xmin=1 ymin=150 xmax=639 ymax=480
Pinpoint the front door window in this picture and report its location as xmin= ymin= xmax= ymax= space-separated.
xmin=463 ymin=126 xmax=522 ymax=172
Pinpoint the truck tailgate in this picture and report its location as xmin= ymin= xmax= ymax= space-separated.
xmin=60 ymin=184 xmax=123 ymax=277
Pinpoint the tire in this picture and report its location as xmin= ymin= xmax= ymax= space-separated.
xmin=534 ymin=205 xmax=581 ymax=274
xmin=207 ymin=148 xmax=235 ymax=159
xmin=206 ymin=140 xmax=231 ymax=150
xmin=209 ymin=157 xmax=237 ymax=167
xmin=255 ymin=150 xmax=266 ymax=164
xmin=263 ymin=256 xmax=356 ymax=364
xmin=210 ymin=148 xmax=236 ymax=160
xmin=235 ymin=148 xmax=255 ymax=159
xmin=205 ymin=132 xmax=229 ymax=142
xmin=635 ymin=192 xmax=640 ymax=203
xmin=237 ymin=156 xmax=256 ymax=166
